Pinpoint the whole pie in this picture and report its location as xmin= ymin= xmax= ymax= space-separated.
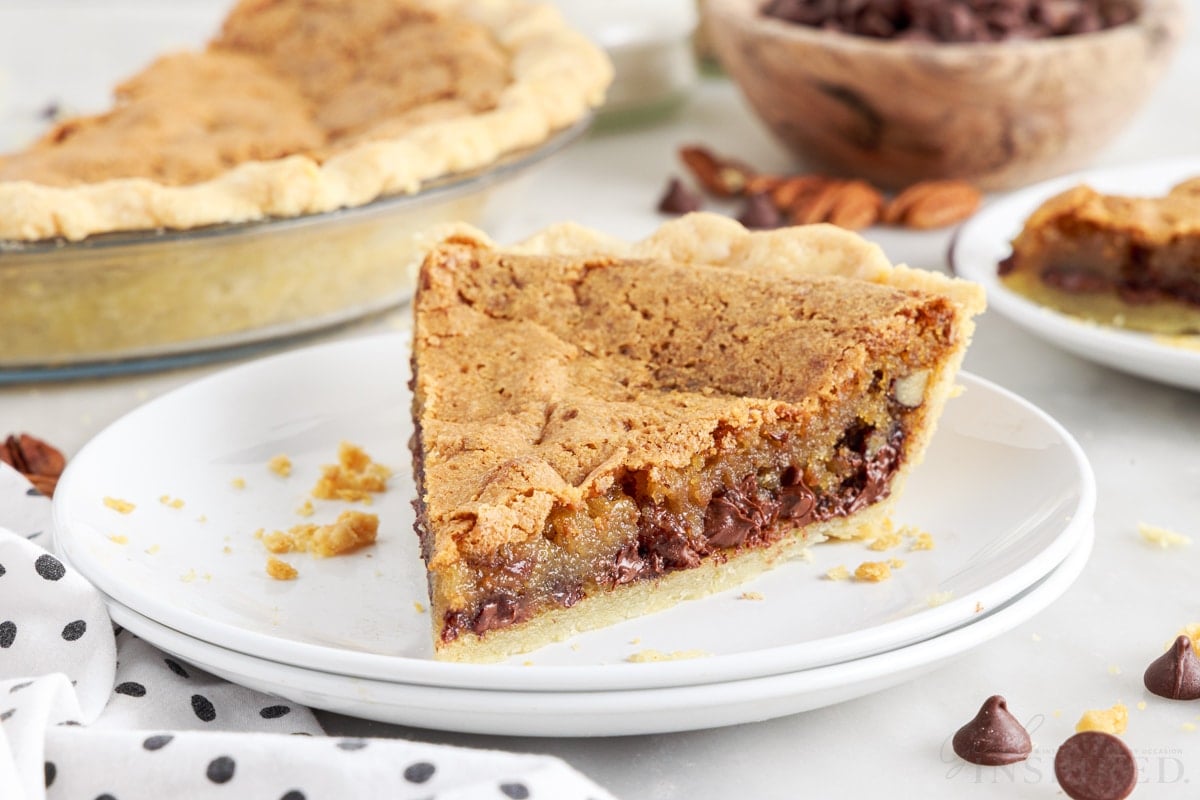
xmin=0 ymin=0 xmax=611 ymax=242
xmin=411 ymin=214 xmax=985 ymax=662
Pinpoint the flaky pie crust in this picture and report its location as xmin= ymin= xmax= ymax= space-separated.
xmin=0 ymin=0 xmax=611 ymax=242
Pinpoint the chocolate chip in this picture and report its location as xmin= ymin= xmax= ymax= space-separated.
xmin=737 ymin=192 xmax=782 ymax=230
xmin=952 ymin=695 xmax=1032 ymax=766
xmin=762 ymin=0 xmax=1138 ymax=41
xmin=657 ymin=178 xmax=703 ymax=215
xmin=1054 ymin=731 xmax=1137 ymax=800
xmin=1144 ymin=635 xmax=1200 ymax=701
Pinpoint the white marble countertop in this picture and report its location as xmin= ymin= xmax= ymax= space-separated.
xmin=2 ymin=3 xmax=1199 ymax=798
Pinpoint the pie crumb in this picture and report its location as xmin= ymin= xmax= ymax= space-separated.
xmin=854 ymin=561 xmax=892 ymax=582
xmin=103 ymin=496 xmax=136 ymax=514
xmin=1138 ymin=522 xmax=1192 ymax=548
xmin=739 ymin=591 xmax=764 ymax=601
xmin=266 ymin=557 xmax=298 ymax=581
xmin=180 ymin=568 xmax=198 ymax=583
xmin=145 ymin=544 xmax=160 ymax=555
xmin=222 ymin=545 xmax=233 ymax=555
xmin=910 ymin=532 xmax=935 ymax=551
xmin=107 ymin=534 xmax=128 ymax=545
xmin=260 ymin=511 xmax=378 ymax=558
xmin=887 ymin=558 xmax=906 ymax=569
xmin=926 ymin=591 xmax=953 ymax=607
xmin=158 ymin=495 xmax=185 ymax=509
xmin=1108 ymin=665 xmax=1122 ymax=676
xmin=268 ymin=455 xmax=293 ymax=478
xmin=1075 ymin=703 xmax=1127 ymax=735
xmin=296 ymin=499 xmax=315 ymax=518
xmin=867 ymin=529 xmax=904 ymax=551
xmin=1136 ymin=701 xmax=1147 ymax=711
xmin=231 ymin=477 xmax=246 ymax=490
xmin=1184 ymin=722 xmax=1197 ymax=733
xmin=824 ymin=565 xmax=850 ymax=581
xmin=310 ymin=442 xmax=391 ymax=502
xmin=1177 ymin=624 xmax=1200 ymax=657
xmin=627 ymin=649 xmax=710 ymax=663
xmin=413 ymin=601 xmax=426 ymax=614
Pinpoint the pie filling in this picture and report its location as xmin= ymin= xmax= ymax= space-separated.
xmin=434 ymin=388 xmax=918 ymax=645
xmin=1000 ymin=225 xmax=1200 ymax=308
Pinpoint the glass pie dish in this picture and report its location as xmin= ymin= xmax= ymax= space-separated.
xmin=0 ymin=120 xmax=587 ymax=379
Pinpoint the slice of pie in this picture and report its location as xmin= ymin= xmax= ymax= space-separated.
xmin=999 ymin=180 xmax=1200 ymax=334
xmin=0 ymin=0 xmax=610 ymax=242
xmin=410 ymin=214 xmax=985 ymax=662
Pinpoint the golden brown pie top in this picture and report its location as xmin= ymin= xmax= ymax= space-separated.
xmin=0 ymin=0 xmax=610 ymax=241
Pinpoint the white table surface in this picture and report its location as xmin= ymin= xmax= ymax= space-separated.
xmin=2 ymin=4 xmax=1199 ymax=798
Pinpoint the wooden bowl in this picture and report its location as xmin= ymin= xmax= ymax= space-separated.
xmin=704 ymin=0 xmax=1184 ymax=190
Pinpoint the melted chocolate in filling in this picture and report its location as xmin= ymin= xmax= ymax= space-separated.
xmin=442 ymin=422 xmax=907 ymax=643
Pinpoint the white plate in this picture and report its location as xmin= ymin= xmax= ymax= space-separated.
xmin=53 ymin=333 xmax=1094 ymax=692
xmin=102 ymin=527 xmax=1093 ymax=737
xmin=950 ymin=156 xmax=1200 ymax=392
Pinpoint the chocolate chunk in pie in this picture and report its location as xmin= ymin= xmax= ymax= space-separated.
xmin=410 ymin=214 xmax=985 ymax=662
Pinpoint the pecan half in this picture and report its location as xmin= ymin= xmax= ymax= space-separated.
xmin=826 ymin=180 xmax=885 ymax=230
xmin=884 ymin=180 xmax=982 ymax=229
xmin=679 ymin=145 xmax=755 ymax=197
xmin=3 ymin=433 xmax=67 ymax=497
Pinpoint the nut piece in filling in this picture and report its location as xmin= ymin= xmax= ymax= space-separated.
xmin=999 ymin=180 xmax=1200 ymax=335
xmin=410 ymin=214 xmax=984 ymax=662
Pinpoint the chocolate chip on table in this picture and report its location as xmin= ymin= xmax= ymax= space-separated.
xmin=1144 ymin=634 xmax=1200 ymax=700
xmin=761 ymin=0 xmax=1139 ymax=42
xmin=952 ymin=695 xmax=1033 ymax=766
xmin=737 ymin=192 xmax=782 ymax=229
xmin=1054 ymin=731 xmax=1138 ymax=800
xmin=657 ymin=177 xmax=704 ymax=215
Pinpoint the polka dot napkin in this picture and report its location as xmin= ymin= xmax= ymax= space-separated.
xmin=0 ymin=464 xmax=615 ymax=800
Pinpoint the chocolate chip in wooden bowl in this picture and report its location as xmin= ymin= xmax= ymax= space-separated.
xmin=1144 ymin=634 xmax=1200 ymax=701
xmin=657 ymin=177 xmax=704 ymax=215
xmin=1054 ymin=731 xmax=1138 ymax=800
xmin=761 ymin=0 xmax=1140 ymax=42
xmin=951 ymin=695 xmax=1033 ymax=766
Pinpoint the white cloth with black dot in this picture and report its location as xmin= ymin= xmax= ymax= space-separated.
xmin=0 ymin=464 xmax=615 ymax=800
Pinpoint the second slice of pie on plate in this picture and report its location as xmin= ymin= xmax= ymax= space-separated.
xmin=411 ymin=214 xmax=985 ymax=662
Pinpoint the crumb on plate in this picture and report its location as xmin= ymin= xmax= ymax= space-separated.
xmin=824 ymin=565 xmax=850 ymax=581
xmin=268 ymin=454 xmax=293 ymax=478
xmin=626 ymin=648 xmax=710 ymax=663
xmin=103 ymin=496 xmax=135 ymax=514
xmin=854 ymin=561 xmax=891 ymax=582
xmin=310 ymin=442 xmax=391 ymax=502
xmin=261 ymin=510 xmax=378 ymax=558
xmin=266 ymin=557 xmax=298 ymax=581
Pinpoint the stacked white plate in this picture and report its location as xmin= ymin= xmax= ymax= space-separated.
xmin=53 ymin=335 xmax=1095 ymax=737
